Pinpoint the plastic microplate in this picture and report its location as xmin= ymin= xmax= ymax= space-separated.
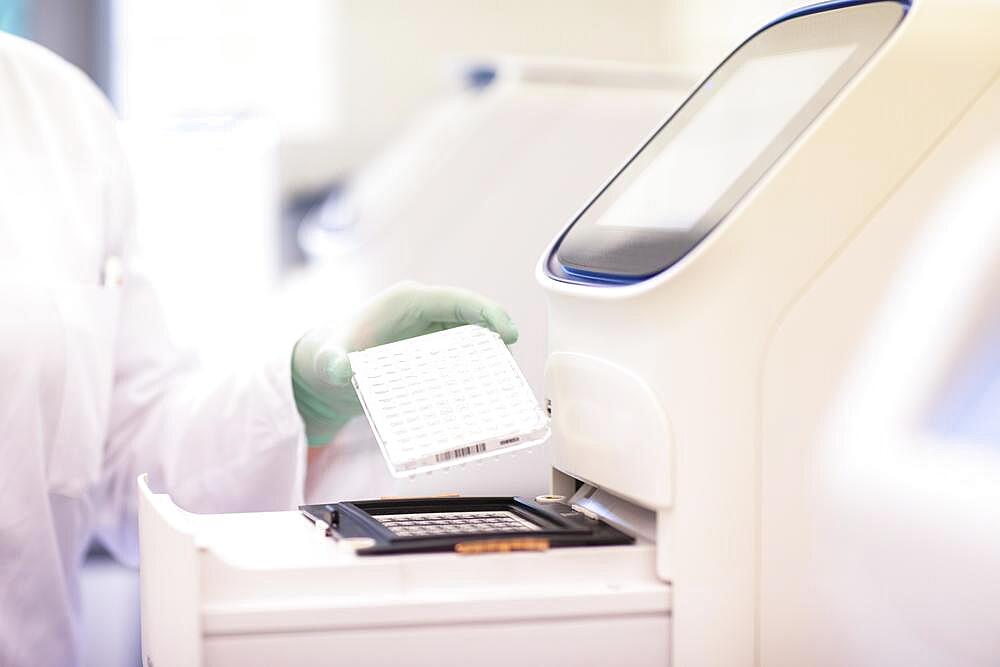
xmin=349 ymin=325 xmax=550 ymax=477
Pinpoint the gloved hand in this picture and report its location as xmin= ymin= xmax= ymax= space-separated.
xmin=291 ymin=281 xmax=519 ymax=446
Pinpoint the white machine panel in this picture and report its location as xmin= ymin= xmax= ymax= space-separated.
xmin=546 ymin=351 xmax=671 ymax=507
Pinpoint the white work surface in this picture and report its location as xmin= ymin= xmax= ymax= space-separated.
xmin=139 ymin=477 xmax=670 ymax=666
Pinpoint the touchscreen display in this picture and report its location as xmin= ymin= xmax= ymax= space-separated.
xmin=551 ymin=1 xmax=907 ymax=282
xmin=597 ymin=44 xmax=855 ymax=231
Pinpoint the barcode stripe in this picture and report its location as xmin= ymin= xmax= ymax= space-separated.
xmin=434 ymin=442 xmax=488 ymax=463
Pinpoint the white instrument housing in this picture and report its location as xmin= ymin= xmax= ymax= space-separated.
xmin=539 ymin=0 xmax=1000 ymax=664
xmin=138 ymin=2 xmax=1000 ymax=664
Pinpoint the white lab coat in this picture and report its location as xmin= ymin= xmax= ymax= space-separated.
xmin=0 ymin=34 xmax=307 ymax=665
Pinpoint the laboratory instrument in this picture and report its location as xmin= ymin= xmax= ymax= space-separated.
xmin=138 ymin=1 xmax=1000 ymax=664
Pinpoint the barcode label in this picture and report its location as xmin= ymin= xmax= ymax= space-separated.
xmin=435 ymin=442 xmax=488 ymax=463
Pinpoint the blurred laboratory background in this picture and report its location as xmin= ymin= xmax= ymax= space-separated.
xmin=3 ymin=1 xmax=998 ymax=665
xmin=1 ymin=0 xmax=813 ymax=505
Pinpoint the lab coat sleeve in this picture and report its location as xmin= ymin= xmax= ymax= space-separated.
xmin=93 ymin=122 xmax=307 ymax=565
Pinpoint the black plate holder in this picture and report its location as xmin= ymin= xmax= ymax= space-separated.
xmin=300 ymin=496 xmax=634 ymax=556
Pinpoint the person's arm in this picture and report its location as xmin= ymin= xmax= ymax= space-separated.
xmin=94 ymin=274 xmax=308 ymax=565
xmin=91 ymin=127 xmax=307 ymax=564
xmin=102 ymin=268 xmax=308 ymax=516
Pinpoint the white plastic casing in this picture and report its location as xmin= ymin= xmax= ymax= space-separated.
xmin=137 ymin=475 xmax=670 ymax=667
xmin=537 ymin=1 xmax=1000 ymax=665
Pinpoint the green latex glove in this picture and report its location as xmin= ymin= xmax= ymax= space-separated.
xmin=291 ymin=281 xmax=519 ymax=446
